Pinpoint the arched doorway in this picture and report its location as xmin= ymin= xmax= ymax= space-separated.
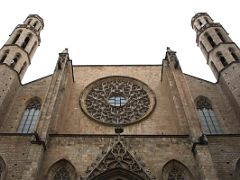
xmin=91 ymin=168 xmax=145 ymax=180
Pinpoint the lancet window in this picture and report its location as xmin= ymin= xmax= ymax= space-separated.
xmin=17 ymin=99 xmax=41 ymax=133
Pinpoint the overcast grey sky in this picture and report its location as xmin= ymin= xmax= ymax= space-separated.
xmin=0 ymin=0 xmax=240 ymax=83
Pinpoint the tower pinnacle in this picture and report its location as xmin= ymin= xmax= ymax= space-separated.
xmin=0 ymin=14 xmax=44 ymax=80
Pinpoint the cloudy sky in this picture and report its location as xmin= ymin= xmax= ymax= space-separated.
xmin=0 ymin=0 xmax=239 ymax=83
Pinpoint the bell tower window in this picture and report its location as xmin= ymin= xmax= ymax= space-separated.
xmin=10 ymin=53 xmax=21 ymax=68
xmin=198 ymin=19 xmax=203 ymax=27
xmin=0 ymin=50 xmax=9 ymax=63
xmin=21 ymin=34 xmax=32 ymax=49
xmin=215 ymin=29 xmax=226 ymax=42
xmin=27 ymin=19 xmax=32 ymax=25
xmin=204 ymin=17 xmax=209 ymax=24
xmin=12 ymin=30 xmax=22 ymax=44
xmin=33 ymin=21 xmax=38 ymax=28
xmin=205 ymin=32 xmax=216 ymax=48
xmin=217 ymin=52 xmax=228 ymax=67
xmin=229 ymin=48 xmax=239 ymax=61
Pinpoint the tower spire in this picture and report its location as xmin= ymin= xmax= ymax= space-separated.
xmin=0 ymin=14 xmax=44 ymax=80
xmin=191 ymin=12 xmax=239 ymax=79
xmin=0 ymin=14 xmax=44 ymax=124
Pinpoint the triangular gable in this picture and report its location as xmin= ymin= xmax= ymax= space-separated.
xmin=82 ymin=139 xmax=156 ymax=180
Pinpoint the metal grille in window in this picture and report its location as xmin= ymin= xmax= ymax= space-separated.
xmin=54 ymin=167 xmax=70 ymax=180
xmin=196 ymin=97 xmax=222 ymax=134
xmin=108 ymin=96 xmax=127 ymax=107
xmin=17 ymin=99 xmax=41 ymax=133
xmin=168 ymin=167 xmax=185 ymax=180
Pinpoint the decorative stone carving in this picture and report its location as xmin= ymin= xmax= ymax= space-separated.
xmin=196 ymin=96 xmax=212 ymax=109
xmin=81 ymin=138 xmax=156 ymax=180
xmin=80 ymin=76 xmax=155 ymax=125
xmin=54 ymin=167 xmax=70 ymax=180
xmin=47 ymin=159 xmax=76 ymax=180
xmin=162 ymin=160 xmax=193 ymax=180
xmin=167 ymin=167 xmax=185 ymax=180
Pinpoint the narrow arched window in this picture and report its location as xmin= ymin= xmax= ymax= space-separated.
xmin=205 ymin=33 xmax=216 ymax=48
xmin=10 ymin=53 xmax=21 ymax=68
xmin=21 ymin=34 xmax=32 ymax=49
xmin=196 ymin=96 xmax=222 ymax=134
xmin=12 ymin=30 xmax=22 ymax=44
xmin=229 ymin=48 xmax=239 ymax=61
xmin=198 ymin=19 xmax=203 ymax=27
xmin=215 ymin=29 xmax=226 ymax=42
xmin=0 ymin=50 xmax=9 ymax=63
xmin=217 ymin=52 xmax=228 ymax=67
xmin=47 ymin=159 xmax=76 ymax=180
xmin=27 ymin=19 xmax=32 ymax=25
xmin=17 ymin=99 xmax=41 ymax=133
xmin=204 ymin=17 xmax=209 ymax=24
xmin=162 ymin=160 xmax=193 ymax=180
xmin=0 ymin=54 xmax=7 ymax=63
xmin=33 ymin=21 xmax=38 ymax=28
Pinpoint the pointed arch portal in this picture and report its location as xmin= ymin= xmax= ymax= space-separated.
xmin=92 ymin=168 xmax=145 ymax=180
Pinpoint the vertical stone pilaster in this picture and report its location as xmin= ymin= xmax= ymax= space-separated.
xmin=195 ymin=146 xmax=218 ymax=180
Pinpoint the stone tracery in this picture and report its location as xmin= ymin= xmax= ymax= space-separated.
xmin=82 ymin=138 xmax=156 ymax=180
xmin=80 ymin=76 xmax=155 ymax=125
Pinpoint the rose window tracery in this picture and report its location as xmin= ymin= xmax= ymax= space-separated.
xmin=80 ymin=76 xmax=155 ymax=125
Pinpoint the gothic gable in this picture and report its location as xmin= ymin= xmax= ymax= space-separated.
xmin=82 ymin=139 xmax=156 ymax=180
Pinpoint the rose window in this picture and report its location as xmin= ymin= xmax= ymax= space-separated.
xmin=80 ymin=76 xmax=155 ymax=126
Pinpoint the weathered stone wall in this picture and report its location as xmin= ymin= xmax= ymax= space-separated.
xmin=0 ymin=135 xmax=34 ymax=180
xmin=0 ymin=76 xmax=51 ymax=132
xmin=0 ymin=65 xmax=20 ymax=126
xmin=1 ymin=64 xmax=240 ymax=179
xmin=219 ymin=63 xmax=240 ymax=119
xmin=39 ymin=136 xmax=200 ymax=180
xmin=55 ymin=65 xmax=184 ymax=135
xmin=185 ymin=74 xmax=240 ymax=134
xmin=208 ymin=136 xmax=240 ymax=180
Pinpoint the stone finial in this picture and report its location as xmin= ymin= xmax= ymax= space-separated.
xmin=61 ymin=48 xmax=68 ymax=53
xmin=167 ymin=47 xmax=172 ymax=52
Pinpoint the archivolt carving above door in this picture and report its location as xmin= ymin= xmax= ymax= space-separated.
xmin=81 ymin=138 xmax=156 ymax=180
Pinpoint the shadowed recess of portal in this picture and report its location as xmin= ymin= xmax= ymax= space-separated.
xmin=91 ymin=168 xmax=144 ymax=180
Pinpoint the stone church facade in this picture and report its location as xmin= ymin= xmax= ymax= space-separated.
xmin=0 ymin=12 xmax=240 ymax=180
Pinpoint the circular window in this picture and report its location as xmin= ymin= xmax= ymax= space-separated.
xmin=80 ymin=76 xmax=155 ymax=126
xmin=108 ymin=96 xmax=127 ymax=107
